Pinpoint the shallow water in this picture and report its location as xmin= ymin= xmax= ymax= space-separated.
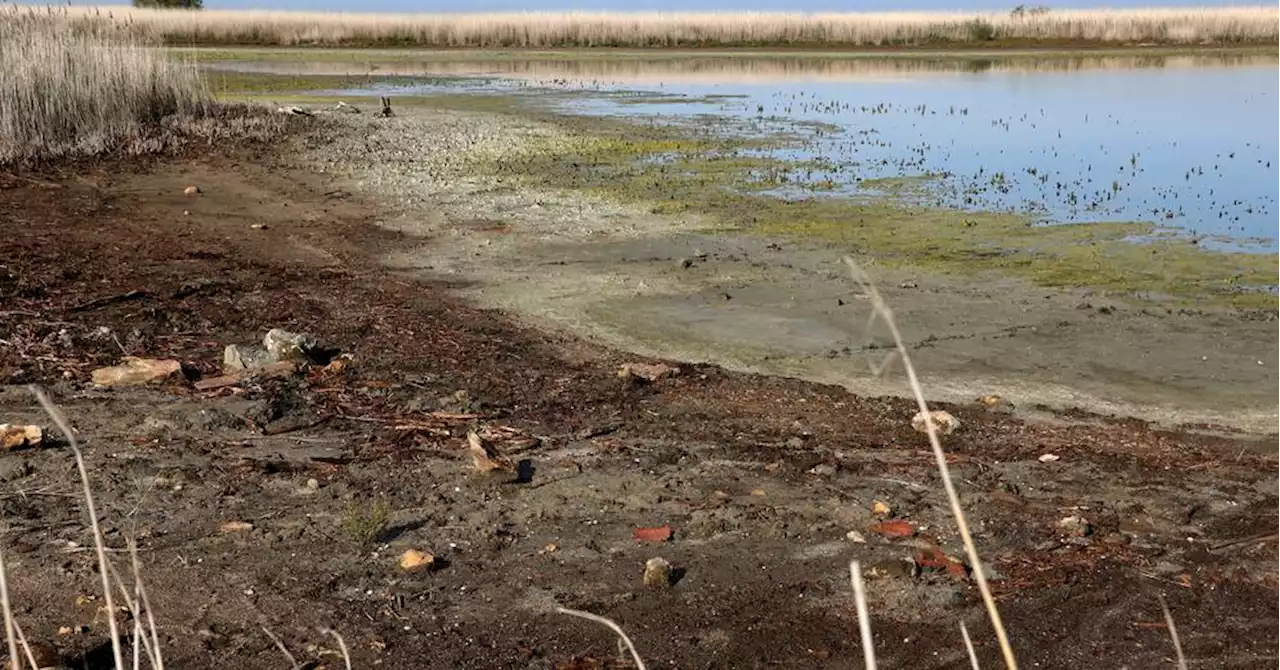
xmin=212 ymin=50 xmax=1280 ymax=249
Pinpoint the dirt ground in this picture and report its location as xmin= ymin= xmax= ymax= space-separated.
xmin=0 ymin=138 xmax=1276 ymax=669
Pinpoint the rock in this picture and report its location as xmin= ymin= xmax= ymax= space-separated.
xmin=219 ymin=521 xmax=254 ymax=533
xmin=846 ymin=530 xmax=867 ymax=543
xmin=865 ymin=558 xmax=917 ymax=580
xmin=869 ymin=520 xmax=917 ymax=538
xmin=871 ymin=500 xmax=893 ymax=517
xmin=807 ymin=463 xmax=837 ymax=477
xmin=183 ymin=185 xmax=200 ymax=196
xmin=977 ymin=394 xmax=1014 ymax=412
xmin=785 ymin=436 xmax=805 ymax=448
xmin=911 ymin=410 xmax=959 ymax=436
xmin=1038 ymin=453 xmax=1061 ymax=463
xmin=898 ymin=280 xmax=918 ymax=289
xmin=335 ymin=101 xmax=361 ymax=114
xmin=1057 ymin=515 xmax=1091 ymax=537
xmin=914 ymin=545 xmax=968 ymax=579
xmin=91 ymin=357 xmax=182 ymax=387
xmin=642 ymin=557 xmax=673 ymax=588
xmin=632 ymin=525 xmax=673 ymax=543
xmin=198 ymin=360 xmax=298 ymax=390
xmin=399 ymin=549 xmax=435 ymax=573
xmin=677 ymin=257 xmax=694 ymax=269
xmin=618 ymin=362 xmax=680 ymax=383
xmin=0 ymin=424 xmax=41 ymax=450
xmin=468 ymin=430 xmax=511 ymax=473
xmin=263 ymin=328 xmax=317 ymax=362
xmin=0 ymin=458 xmax=31 ymax=482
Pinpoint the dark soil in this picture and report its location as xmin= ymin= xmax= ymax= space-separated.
xmin=0 ymin=142 xmax=1275 ymax=669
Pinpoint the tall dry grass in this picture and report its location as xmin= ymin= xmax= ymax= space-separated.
xmin=33 ymin=5 xmax=1280 ymax=48
xmin=0 ymin=6 xmax=210 ymax=163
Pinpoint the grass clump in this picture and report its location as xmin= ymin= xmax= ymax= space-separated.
xmin=341 ymin=498 xmax=391 ymax=547
xmin=0 ymin=6 xmax=211 ymax=163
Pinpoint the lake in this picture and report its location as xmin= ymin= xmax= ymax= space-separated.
xmin=209 ymin=50 xmax=1280 ymax=250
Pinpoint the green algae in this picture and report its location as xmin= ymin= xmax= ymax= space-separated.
xmin=466 ymin=106 xmax=1277 ymax=309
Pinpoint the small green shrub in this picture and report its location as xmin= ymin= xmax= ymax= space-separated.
xmin=342 ymin=499 xmax=391 ymax=547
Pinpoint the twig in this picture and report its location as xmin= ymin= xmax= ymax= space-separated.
xmin=261 ymin=627 xmax=299 ymax=670
xmin=555 ymin=607 xmax=646 ymax=670
xmin=319 ymin=629 xmax=352 ymax=670
xmin=848 ymin=561 xmax=877 ymax=670
xmin=843 ymin=257 xmax=1017 ymax=670
xmin=1158 ymin=596 xmax=1188 ymax=670
xmin=67 ymin=290 xmax=148 ymax=313
xmin=1208 ymin=532 xmax=1277 ymax=552
xmin=960 ymin=621 xmax=981 ymax=670
xmin=32 ymin=386 xmax=126 ymax=670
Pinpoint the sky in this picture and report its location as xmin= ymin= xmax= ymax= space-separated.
xmin=193 ymin=0 xmax=1260 ymax=13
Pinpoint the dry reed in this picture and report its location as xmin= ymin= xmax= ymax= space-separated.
xmin=843 ymin=256 xmax=1018 ymax=669
xmin=0 ymin=6 xmax=211 ymax=163
xmin=13 ymin=5 xmax=1279 ymax=49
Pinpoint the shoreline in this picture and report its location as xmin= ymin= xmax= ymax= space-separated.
xmin=285 ymin=95 xmax=1278 ymax=434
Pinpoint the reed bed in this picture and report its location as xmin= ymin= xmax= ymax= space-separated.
xmin=38 ymin=5 xmax=1280 ymax=48
xmin=0 ymin=6 xmax=213 ymax=163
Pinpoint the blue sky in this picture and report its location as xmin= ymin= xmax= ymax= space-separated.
xmin=199 ymin=0 xmax=1259 ymax=12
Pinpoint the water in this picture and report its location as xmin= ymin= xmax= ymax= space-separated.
xmin=211 ymin=51 xmax=1280 ymax=249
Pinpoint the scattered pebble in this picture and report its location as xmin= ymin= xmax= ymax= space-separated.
xmin=911 ymin=409 xmax=960 ymax=436
xmin=1038 ymin=453 xmax=1061 ymax=463
xmin=399 ymin=549 xmax=436 ymax=572
xmin=183 ymin=185 xmax=200 ymax=196
xmin=643 ymin=557 xmax=673 ymax=588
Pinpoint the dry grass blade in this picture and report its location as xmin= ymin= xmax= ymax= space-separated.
xmin=848 ymin=561 xmax=877 ymax=670
xmin=0 ymin=547 xmax=25 ymax=670
xmin=8 ymin=620 xmax=37 ymax=670
xmin=1158 ymin=596 xmax=1188 ymax=670
xmin=960 ymin=620 xmax=981 ymax=670
xmin=262 ymin=627 xmax=299 ymax=670
xmin=841 ymin=258 xmax=1017 ymax=670
xmin=555 ymin=607 xmax=647 ymax=670
xmin=31 ymin=386 xmax=126 ymax=670
xmin=320 ymin=629 xmax=353 ymax=670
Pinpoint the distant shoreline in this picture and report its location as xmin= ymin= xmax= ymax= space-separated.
xmin=27 ymin=5 xmax=1280 ymax=50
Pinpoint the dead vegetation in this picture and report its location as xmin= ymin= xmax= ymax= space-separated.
xmin=34 ymin=5 xmax=1280 ymax=48
xmin=0 ymin=6 xmax=289 ymax=164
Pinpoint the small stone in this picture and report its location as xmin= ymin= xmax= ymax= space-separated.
xmin=222 ymin=344 xmax=274 ymax=372
xmin=871 ymin=500 xmax=892 ymax=517
xmin=263 ymin=328 xmax=317 ymax=362
xmin=911 ymin=410 xmax=959 ymax=436
xmin=1057 ymin=515 xmax=1091 ymax=537
xmin=0 ymin=424 xmax=41 ymax=450
xmin=399 ymin=549 xmax=435 ymax=573
xmin=91 ymin=357 xmax=182 ymax=387
xmin=618 ymin=362 xmax=680 ymax=383
xmin=807 ymin=464 xmax=837 ymax=477
xmin=1038 ymin=453 xmax=1061 ymax=463
xmin=250 ymin=223 xmax=268 ymax=230
xmin=865 ymin=558 xmax=917 ymax=580
xmin=786 ymin=436 xmax=805 ymax=449
xmin=306 ymin=478 xmax=320 ymax=490
xmin=219 ymin=520 xmax=254 ymax=533
xmin=643 ymin=557 xmax=672 ymax=588
xmin=183 ymin=185 xmax=200 ymax=196
xmin=846 ymin=530 xmax=867 ymax=543
xmin=677 ymin=258 xmax=694 ymax=269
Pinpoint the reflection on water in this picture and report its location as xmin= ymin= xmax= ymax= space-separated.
xmin=212 ymin=50 xmax=1279 ymax=248
xmin=204 ymin=50 xmax=1278 ymax=84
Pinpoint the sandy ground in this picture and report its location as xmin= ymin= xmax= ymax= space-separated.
xmin=306 ymin=104 xmax=1278 ymax=434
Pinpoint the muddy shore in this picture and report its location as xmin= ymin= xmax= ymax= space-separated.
xmin=0 ymin=107 xmax=1275 ymax=669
